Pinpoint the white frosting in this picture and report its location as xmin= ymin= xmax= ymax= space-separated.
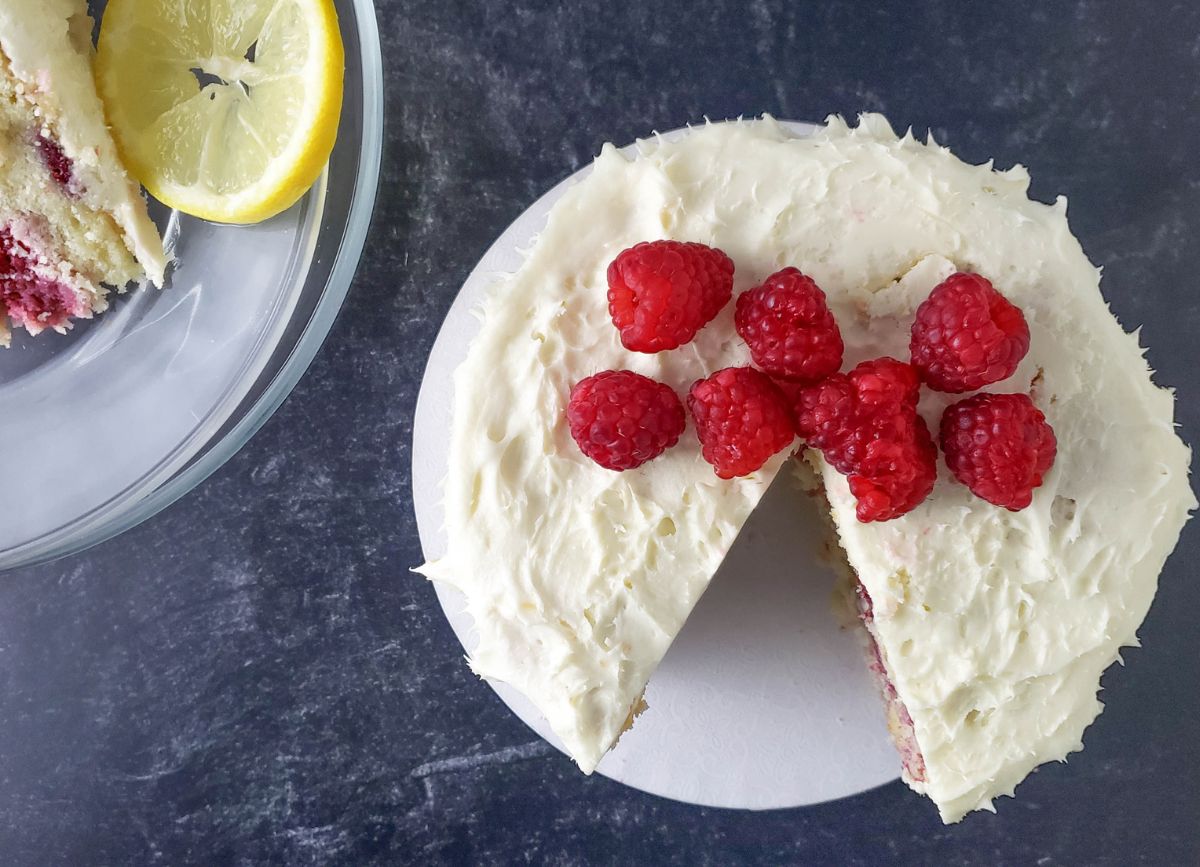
xmin=0 ymin=0 xmax=167 ymax=286
xmin=420 ymin=115 xmax=1195 ymax=822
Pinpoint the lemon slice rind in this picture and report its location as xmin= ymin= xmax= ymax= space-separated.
xmin=97 ymin=0 xmax=344 ymax=224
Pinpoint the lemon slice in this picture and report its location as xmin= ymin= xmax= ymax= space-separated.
xmin=97 ymin=0 xmax=344 ymax=224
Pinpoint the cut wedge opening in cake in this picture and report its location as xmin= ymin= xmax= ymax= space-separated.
xmin=418 ymin=114 xmax=1195 ymax=823
xmin=422 ymin=450 xmax=907 ymax=809
xmin=0 ymin=0 xmax=168 ymax=346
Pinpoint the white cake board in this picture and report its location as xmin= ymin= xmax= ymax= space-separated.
xmin=411 ymin=121 xmax=900 ymax=809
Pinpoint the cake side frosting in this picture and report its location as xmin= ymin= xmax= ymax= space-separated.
xmin=420 ymin=115 xmax=1194 ymax=816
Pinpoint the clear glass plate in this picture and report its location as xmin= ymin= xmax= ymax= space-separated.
xmin=0 ymin=0 xmax=382 ymax=570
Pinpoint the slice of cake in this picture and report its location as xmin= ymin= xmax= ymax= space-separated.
xmin=0 ymin=0 xmax=167 ymax=346
xmin=418 ymin=115 xmax=1195 ymax=822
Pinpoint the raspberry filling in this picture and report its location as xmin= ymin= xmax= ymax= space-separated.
xmin=35 ymin=134 xmax=80 ymax=197
xmin=854 ymin=582 xmax=928 ymax=783
xmin=0 ymin=227 xmax=86 ymax=333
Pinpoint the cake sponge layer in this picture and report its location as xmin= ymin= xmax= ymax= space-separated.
xmin=0 ymin=0 xmax=167 ymax=342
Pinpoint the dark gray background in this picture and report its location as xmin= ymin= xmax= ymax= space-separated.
xmin=3 ymin=1 xmax=1198 ymax=863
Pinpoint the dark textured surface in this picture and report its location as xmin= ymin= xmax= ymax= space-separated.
xmin=3 ymin=1 xmax=1199 ymax=863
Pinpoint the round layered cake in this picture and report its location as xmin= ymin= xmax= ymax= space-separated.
xmin=418 ymin=115 xmax=1195 ymax=822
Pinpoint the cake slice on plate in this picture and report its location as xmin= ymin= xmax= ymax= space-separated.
xmin=418 ymin=115 xmax=1194 ymax=822
xmin=0 ymin=0 xmax=167 ymax=346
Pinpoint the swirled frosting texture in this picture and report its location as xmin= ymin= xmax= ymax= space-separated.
xmin=419 ymin=115 xmax=1194 ymax=822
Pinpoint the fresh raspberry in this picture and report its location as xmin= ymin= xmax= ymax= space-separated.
xmin=939 ymin=392 xmax=1057 ymax=510
xmin=793 ymin=358 xmax=920 ymax=474
xmin=848 ymin=356 xmax=921 ymax=413
xmin=687 ymin=367 xmax=795 ymax=479
xmin=734 ymin=268 xmax=844 ymax=382
xmin=846 ymin=417 xmax=938 ymax=522
xmin=909 ymin=272 xmax=1030 ymax=393
xmin=793 ymin=358 xmax=937 ymax=522
xmin=767 ymin=376 xmax=806 ymax=407
xmin=567 ymin=370 xmax=686 ymax=471
xmin=607 ymin=240 xmax=734 ymax=352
